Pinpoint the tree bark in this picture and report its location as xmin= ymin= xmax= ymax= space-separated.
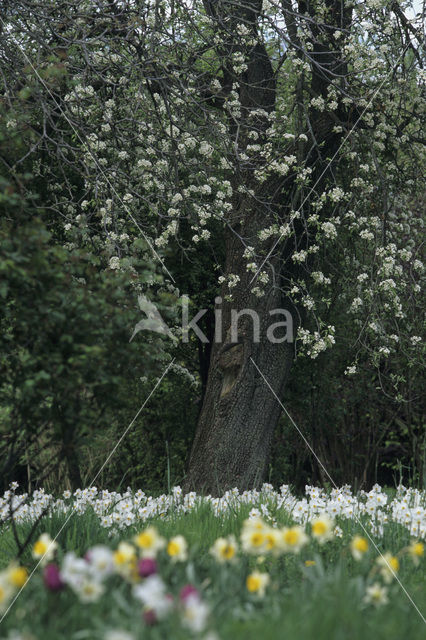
xmin=184 ymin=180 xmax=297 ymax=494
xmin=184 ymin=263 xmax=296 ymax=495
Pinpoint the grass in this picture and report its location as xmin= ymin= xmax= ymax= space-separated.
xmin=0 ymin=499 xmax=425 ymax=639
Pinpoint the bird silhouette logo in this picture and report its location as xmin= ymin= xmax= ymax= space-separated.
xmin=129 ymin=295 xmax=174 ymax=342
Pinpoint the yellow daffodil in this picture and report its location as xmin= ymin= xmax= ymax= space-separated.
xmin=407 ymin=541 xmax=424 ymax=566
xmin=6 ymin=564 xmax=28 ymax=588
xmin=376 ymin=552 xmax=399 ymax=583
xmin=280 ymin=526 xmax=309 ymax=553
xmin=133 ymin=527 xmax=165 ymax=558
xmin=246 ymin=570 xmax=270 ymax=597
xmin=264 ymin=527 xmax=281 ymax=554
xmin=113 ymin=541 xmax=137 ymax=580
xmin=166 ymin=535 xmax=188 ymax=562
xmin=350 ymin=536 xmax=369 ymax=560
xmin=113 ymin=541 xmax=135 ymax=565
xmin=240 ymin=518 xmax=269 ymax=554
xmin=210 ymin=535 xmax=238 ymax=563
xmin=311 ymin=515 xmax=334 ymax=544
xmin=32 ymin=533 xmax=57 ymax=565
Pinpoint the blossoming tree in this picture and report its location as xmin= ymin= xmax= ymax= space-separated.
xmin=1 ymin=0 xmax=423 ymax=492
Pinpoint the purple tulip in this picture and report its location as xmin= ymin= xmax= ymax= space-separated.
xmin=143 ymin=608 xmax=157 ymax=626
xmin=43 ymin=563 xmax=64 ymax=592
xmin=138 ymin=557 xmax=157 ymax=578
xmin=179 ymin=584 xmax=199 ymax=602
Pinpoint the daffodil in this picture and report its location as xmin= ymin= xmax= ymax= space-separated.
xmin=133 ymin=575 xmax=173 ymax=620
xmin=376 ymin=552 xmax=399 ymax=583
xmin=86 ymin=545 xmax=114 ymax=580
xmin=246 ymin=570 xmax=270 ymax=597
xmin=113 ymin=542 xmax=137 ymax=579
xmin=210 ymin=535 xmax=238 ymax=563
xmin=6 ymin=564 xmax=28 ymax=589
xmin=134 ymin=527 xmax=165 ymax=558
xmin=166 ymin=535 xmax=188 ymax=562
xmin=264 ymin=527 xmax=281 ymax=554
xmin=407 ymin=540 xmax=424 ymax=566
xmin=350 ymin=535 xmax=369 ymax=560
xmin=32 ymin=533 xmax=58 ymax=565
xmin=280 ymin=526 xmax=309 ymax=553
xmin=181 ymin=594 xmax=209 ymax=633
xmin=311 ymin=514 xmax=334 ymax=544
xmin=0 ymin=574 xmax=14 ymax=614
xmin=304 ymin=560 xmax=316 ymax=567
xmin=114 ymin=541 xmax=136 ymax=566
xmin=77 ymin=578 xmax=105 ymax=603
xmin=364 ymin=582 xmax=389 ymax=607
xmin=241 ymin=518 xmax=268 ymax=554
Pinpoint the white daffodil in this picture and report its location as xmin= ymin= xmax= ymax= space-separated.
xmin=32 ymin=533 xmax=58 ymax=565
xmin=86 ymin=545 xmax=114 ymax=580
xmin=311 ymin=514 xmax=334 ymax=544
xmin=364 ymin=582 xmax=389 ymax=607
xmin=181 ymin=594 xmax=209 ymax=633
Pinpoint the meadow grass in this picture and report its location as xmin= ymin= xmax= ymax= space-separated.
xmin=0 ymin=497 xmax=425 ymax=640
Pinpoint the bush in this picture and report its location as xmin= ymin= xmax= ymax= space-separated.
xmin=0 ymin=217 xmax=174 ymax=491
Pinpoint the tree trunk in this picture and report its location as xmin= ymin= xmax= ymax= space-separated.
xmin=184 ymin=187 xmax=297 ymax=495
xmin=184 ymin=277 xmax=295 ymax=495
xmin=183 ymin=0 xmax=296 ymax=494
xmin=185 ymin=156 xmax=297 ymax=497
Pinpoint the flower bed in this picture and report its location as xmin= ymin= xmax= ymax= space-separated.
xmin=0 ymin=484 xmax=424 ymax=640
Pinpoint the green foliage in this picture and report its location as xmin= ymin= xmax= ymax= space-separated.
xmin=270 ymin=323 xmax=426 ymax=491
xmin=78 ymin=372 xmax=200 ymax=493
xmin=0 ymin=217 xmax=173 ymax=490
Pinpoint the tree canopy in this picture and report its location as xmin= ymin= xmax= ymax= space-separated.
xmin=0 ymin=0 xmax=424 ymax=492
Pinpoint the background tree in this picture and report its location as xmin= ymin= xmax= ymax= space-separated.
xmin=0 ymin=0 xmax=424 ymax=493
xmin=0 ymin=214 xmax=175 ymax=491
